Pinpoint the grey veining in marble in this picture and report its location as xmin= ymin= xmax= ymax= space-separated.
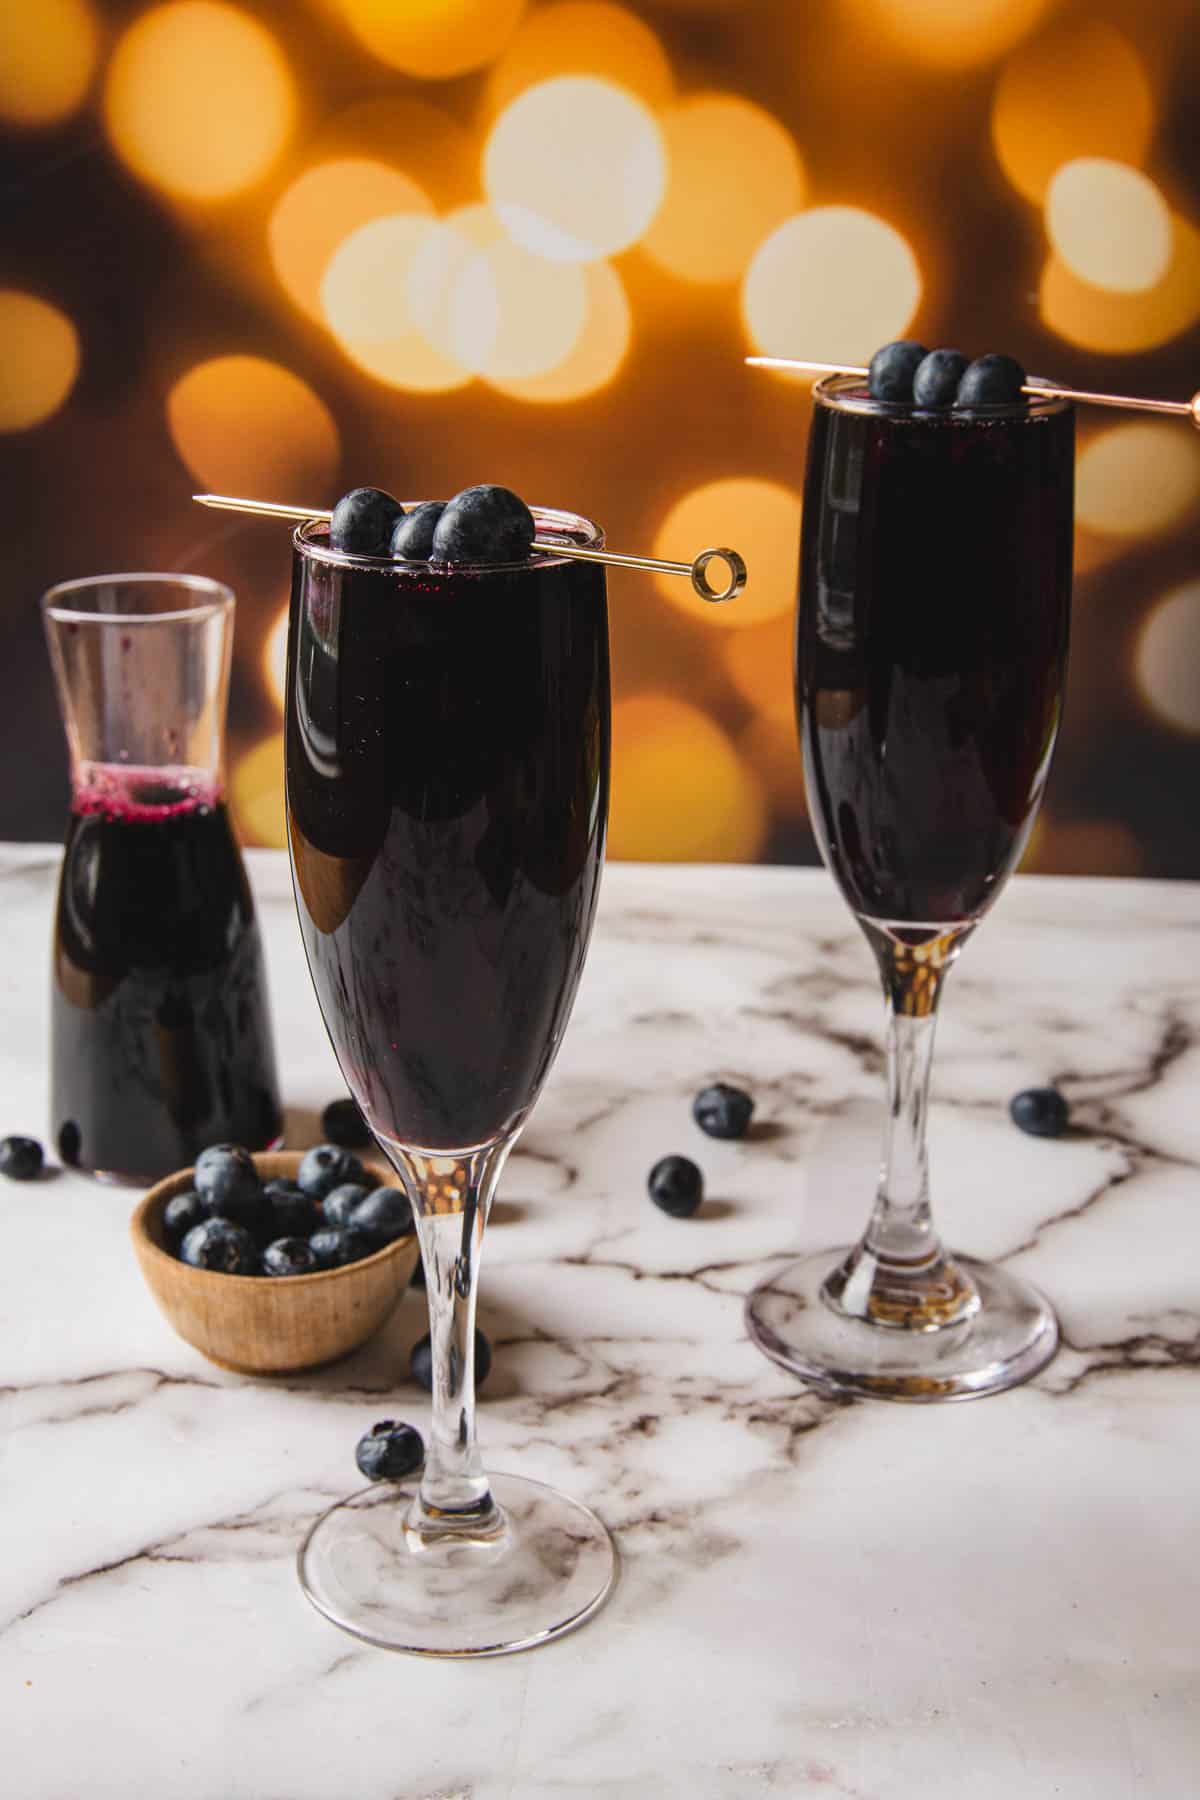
xmin=2 ymin=845 xmax=1198 ymax=1798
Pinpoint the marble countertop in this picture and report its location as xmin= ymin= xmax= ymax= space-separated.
xmin=2 ymin=844 xmax=1199 ymax=1798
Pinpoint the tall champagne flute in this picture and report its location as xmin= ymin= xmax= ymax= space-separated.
xmin=746 ymin=376 xmax=1074 ymax=1401
xmin=285 ymin=508 xmax=615 ymax=1653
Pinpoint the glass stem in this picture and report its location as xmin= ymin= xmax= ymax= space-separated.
xmin=822 ymin=921 xmax=979 ymax=1331
xmin=383 ymin=1134 xmax=513 ymax=1544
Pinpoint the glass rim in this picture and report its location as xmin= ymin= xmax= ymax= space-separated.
xmin=41 ymin=571 xmax=235 ymax=626
xmin=812 ymin=371 xmax=1072 ymax=422
xmin=291 ymin=503 xmax=605 ymax=574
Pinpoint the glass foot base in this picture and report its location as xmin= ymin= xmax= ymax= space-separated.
xmin=745 ymin=1250 xmax=1058 ymax=1402
xmin=298 ymin=1473 xmax=617 ymax=1657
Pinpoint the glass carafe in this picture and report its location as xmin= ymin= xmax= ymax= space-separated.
xmin=42 ymin=573 xmax=282 ymax=1182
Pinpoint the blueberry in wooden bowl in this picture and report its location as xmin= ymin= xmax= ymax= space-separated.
xmin=130 ymin=1150 xmax=418 ymax=1375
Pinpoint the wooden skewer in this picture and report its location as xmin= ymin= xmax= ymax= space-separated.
xmin=192 ymin=493 xmax=747 ymax=604
xmin=744 ymin=356 xmax=1200 ymax=426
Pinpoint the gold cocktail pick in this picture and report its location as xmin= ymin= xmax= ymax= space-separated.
xmin=745 ymin=356 xmax=1200 ymax=426
xmin=192 ymin=493 xmax=747 ymax=603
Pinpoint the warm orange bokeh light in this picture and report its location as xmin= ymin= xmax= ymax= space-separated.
xmin=334 ymin=0 xmax=526 ymax=80
xmin=231 ymin=735 xmax=286 ymax=849
xmin=721 ymin=614 xmax=796 ymax=723
xmin=319 ymin=97 xmax=476 ymax=212
xmin=653 ymin=478 xmax=801 ymax=630
xmin=849 ymin=0 xmax=1050 ymax=68
xmin=738 ymin=714 xmax=806 ymax=821
xmin=1046 ymin=159 xmax=1172 ymax=294
xmin=407 ymin=205 xmax=588 ymax=381
xmin=1136 ymin=582 xmax=1200 ymax=735
xmin=486 ymin=3 xmax=673 ymax=115
xmin=269 ymin=161 xmax=433 ymax=324
xmin=104 ymin=2 xmax=294 ymax=202
xmin=641 ymin=93 xmax=805 ymax=285
xmin=321 ymin=214 xmax=471 ymax=393
xmin=484 ymin=76 xmax=666 ymax=261
xmin=609 ymin=694 xmax=768 ymax=862
xmin=0 ymin=291 xmax=80 ymax=432
xmin=1022 ymin=816 xmax=1144 ymax=877
xmin=0 ymin=0 xmax=98 ymax=127
xmin=489 ymin=259 xmax=631 ymax=402
xmin=742 ymin=207 xmax=921 ymax=367
xmin=1076 ymin=424 xmax=1200 ymax=539
xmin=991 ymin=22 xmax=1154 ymax=206
xmin=262 ymin=601 xmax=289 ymax=715
xmin=167 ymin=356 xmax=340 ymax=500
xmin=1040 ymin=216 xmax=1200 ymax=352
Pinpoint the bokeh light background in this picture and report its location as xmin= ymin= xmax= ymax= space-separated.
xmin=2 ymin=0 xmax=1199 ymax=874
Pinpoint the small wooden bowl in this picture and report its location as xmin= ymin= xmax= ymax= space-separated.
xmin=130 ymin=1151 xmax=419 ymax=1375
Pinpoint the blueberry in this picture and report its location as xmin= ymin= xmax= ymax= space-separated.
xmin=912 ymin=348 xmax=968 ymax=409
xmin=263 ymin=1179 xmax=321 ymax=1240
xmin=431 ymin=485 xmax=535 ymax=565
xmin=355 ymin=1419 xmax=425 ymax=1482
xmin=193 ymin=1145 xmax=263 ymax=1231
xmin=297 ymin=1144 xmax=366 ymax=1200
xmin=329 ymin=487 xmax=405 ymax=557
xmin=390 ymin=501 xmax=447 ymax=560
xmin=692 ymin=1083 xmax=755 ymax=1141
xmin=163 ymin=1188 xmax=208 ymax=1246
xmin=867 ymin=341 xmax=928 ymax=404
xmin=321 ymin=1181 xmax=371 ymax=1227
xmin=1009 ymin=1087 xmax=1069 ymax=1139
xmin=349 ymin=1185 xmax=414 ymax=1246
xmin=261 ymin=1236 xmax=320 ymax=1277
xmin=0 ymin=1135 xmax=44 ymax=1181
xmin=320 ymin=1096 xmax=372 ymax=1150
xmin=648 ymin=1154 xmax=703 ymax=1218
xmin=409 ymin=1329 xmax=492 ymax=1391
xmin=955 ymin=353 xmax=1027 ymax=408
xmin=179 ymin=1217 xmax=257 ymax=1274
xmin=309 ymin=1225 xmax=375 ymax=1268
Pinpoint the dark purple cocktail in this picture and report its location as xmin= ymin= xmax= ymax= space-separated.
xmin=747 ymin=375 xmax=1074 ymax=1403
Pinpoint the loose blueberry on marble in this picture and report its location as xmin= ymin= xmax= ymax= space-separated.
xmin=648 ymin=1154 xmax=703 ymax=1218
xmin=329 ymin=487 xmax=405 ymax=557
xmin=410 ymin=1329 xmax=492 ymax=1392
xmin=955 ymin=353 xmax=1027 ymax=409
xmin=912 ymin=348 xmax=968 ymax=409
xmin=297 ymin=1144 xmax=366 ymax=1200
xmin=179 ymin=1217 xmax=258 ymax=1274
xmin=322 ymin=1180 xmax=371 ymax=1228
xmin=431 ymin=485 xmax=535 ymax=565
xmin=261 ymin=1236 xmax=320 ymax=1277
xmin=1009 ymin=1087 xmax=1070 ymax=1138
xmin=692 ymin=1083 xmax=755 ymax=1141
xmin=163 ymin=1188 xmax=208 ymax=1245
xmin=349 ymin=1185 xmax=413 ymax=1246
xmin=390 ymin=501 xmax=447 ymax=560
xmin=309 ymin=1225 xmax=375 ymax=1268
xmin=356 ymin=1420 xmax=425 ymax=1482
xmin=263 ymin=1179 xmax=321 ymax=1240
xmin=867 ymin=341 xmax=928 ymax=404
xmin=0 ymin=1135 xmax=44 ymax=1181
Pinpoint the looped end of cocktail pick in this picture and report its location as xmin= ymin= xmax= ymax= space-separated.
xmin=744 ymin=356 xmax=1200 ymax=428
xmin=191 ymin=494 xmax=748 ymax=601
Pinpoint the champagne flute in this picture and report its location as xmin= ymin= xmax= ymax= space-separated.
xmin=286 ymin=506 xmax=615 ymax=1652
xmin=746 ymin=376 xmax=1074 ymax=1401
